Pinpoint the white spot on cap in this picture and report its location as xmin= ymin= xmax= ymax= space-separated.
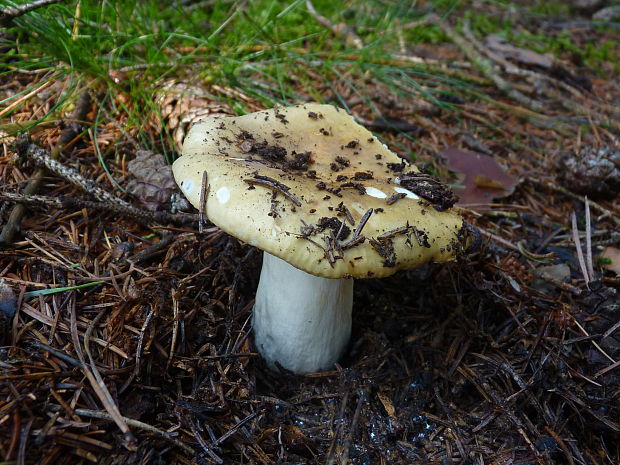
xmin=365 ymin=187 xmax=387 ymax=199
xmin=394 ymin=186 xmax=420 ymax=199
xmin=270 ymin=224 xmax=283 ymax=237
xmin=216 ymin=186 xmax=230 ymax=204
xmin=181 ymin=179 xmax=194 ymax=195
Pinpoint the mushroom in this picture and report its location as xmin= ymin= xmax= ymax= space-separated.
xmin=173 ymin=104 xmax=467 ymax=374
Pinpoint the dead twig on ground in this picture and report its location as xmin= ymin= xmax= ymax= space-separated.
xmin=21 ymin=141 xmax=133 ymax=207
xmin=306 ymin=0 xmax=363 ymax=49
xmin=432 ymin=15 xmax=544 ymax=113
xmin=47 ymin=405 xmax=196 ymax=456
xmin=69 ymin=297 xmax=136 ymax=448
xmin=0 ymin=191 xmax=197 ymax=225
xmin=571 ymin=211 xmax=591 ymax=286
xmin=0 ymin=0 xmax=63 ymax=27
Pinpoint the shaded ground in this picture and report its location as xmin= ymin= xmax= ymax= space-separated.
xmin=1 ymin=1 xmax=620 ymax=464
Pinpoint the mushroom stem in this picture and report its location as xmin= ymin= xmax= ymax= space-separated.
xmin=253 ymin=252 xmax=353 ymax=374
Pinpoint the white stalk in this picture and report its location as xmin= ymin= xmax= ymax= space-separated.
xmin=253 ymin=252 xmax=353 ymax=374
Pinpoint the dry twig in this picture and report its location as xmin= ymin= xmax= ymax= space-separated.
xmin=0 ymin=191 xmax=197 ymax=225
xmin=305 ymin=0 xmax=363 ymax=49
xmin=47 ymin=406 xmax=196 ymax=456
xmin=0 ymin=0 xmax=63 ymax=26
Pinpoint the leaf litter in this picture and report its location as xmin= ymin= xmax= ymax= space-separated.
xmin=440 ymin=147 xmax=519 ymax=207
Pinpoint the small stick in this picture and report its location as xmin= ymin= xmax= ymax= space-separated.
xmin=340 ymin=182 xmax=366 ymax=195
xmin=377 ymin=225 xmax=410 ymax=240
xmin=299 ymin=219 xmax=316 ymax=237
xmin=199 ymin=171 xmax=209 ymax=233
xmin=340 ymin=235 xmax=365 ymax=251
xmin=0 ymin=79 xmax=58 ymax=119
xmin=84 ymin=309 xmax=135 ymax=444
xmin=326 ymin=390 xmax=350 ymax=465
xmin=434 ymin=15 xmax=543 ymax=112
xmin=593 ymin=358 xmax=620 ymax=379
xmin=305 ymin=0 xmax=363 ymax=49
xmin=244 ymin=175 xmax=302 ymax=206
xmin=215 ymin=411 xmax=259 ymax=445
xmin=336 ymin=203 xmax=355 ymax=225
xmin=119 ymin=306 xmax=156 ymax=394
xmin=187 ymin=418 xmax=223 ymax=464
xmin=167 ymin=296 xmax=180 ymax=371
xmin=323 ymin=236 xmax=337 ymax=265
xmin=70 ymin=299 xmax=136 ymax=447
xmin=17 ymin=417 xmax=34 ymax=465
xmin=24 ymin=143 xmax=133 ymax=207
xmin=127 ymin=234 xmax=176 ymax=263
xmin=0 ymin=0 xmax=62 ymax=26
xmin=48 ymin=405 xmax=196 ymax=456
xmin=603 ymin=320 xmax=620 ymax=339
xmin=571 ymin=315 xmax=616 ymax=364
xmin=352 ymin=208 xmax=373 ymax=238
xmin=571 ymin=211 xmax=590 ymax=286
xmin=30 ymin=341 xmax=81 ymax=367
xmin=303 ymin=236 xmax=326 ymax=252
xmin=543 ymin=426 xmax=576 ymax=465
xmin=0 ymin=191 xmax=197 ymax=226
xmin=411 ymin=226 xmax=429 ymax=247
xmin=386 ymin=192 xmax=407 ymax=205
xmin=335 ymin=219 xmax=346 ymax=241
xmin=337 ymin=390 xmax=365 ymax=465
xmin=585 ymin=197 xmax=594 ymax=280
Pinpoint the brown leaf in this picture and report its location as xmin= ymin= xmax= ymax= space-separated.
xmin=440 ymin=147 xmax=518 ymax=206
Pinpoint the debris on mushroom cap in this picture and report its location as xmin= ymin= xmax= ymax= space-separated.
xmin=173 ymin=103 xmax=467 ymax=278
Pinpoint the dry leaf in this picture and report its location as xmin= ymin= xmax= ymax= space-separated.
xmin=377 ymin=392 xmax=396 ymax=418
xmin=440 ymin=147 xmax=519 ymax=206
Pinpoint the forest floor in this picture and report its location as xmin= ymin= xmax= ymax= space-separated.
xmin=1 ymin=1 xmax=619 ymax=464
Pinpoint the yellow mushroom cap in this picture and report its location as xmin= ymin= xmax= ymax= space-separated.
xmin=173 ymin=103 xmax=467 ymax=278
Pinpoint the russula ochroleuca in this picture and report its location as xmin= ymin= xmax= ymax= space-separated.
xmin=173 ymin=103 xmax=468 ymax=374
